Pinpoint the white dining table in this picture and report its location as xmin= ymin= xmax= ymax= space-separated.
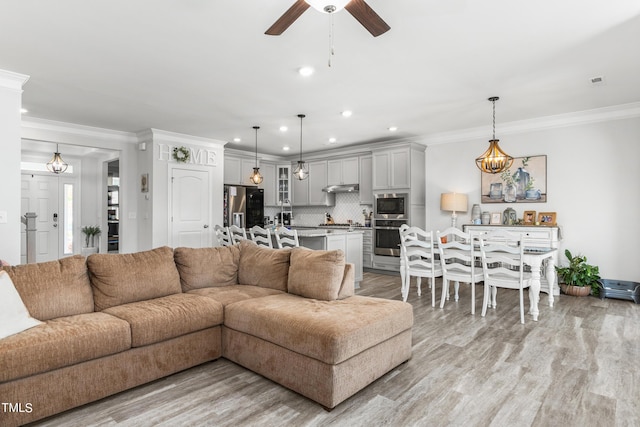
xmin=522 ymin=247 xmax=558 ymax=321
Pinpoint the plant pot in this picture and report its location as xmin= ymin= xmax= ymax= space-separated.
xmin=561 ymin=284 xmax=591 ymax=297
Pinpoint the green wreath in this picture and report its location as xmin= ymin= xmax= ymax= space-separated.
xmin=172 ymin=146 xmax=190 ymax=163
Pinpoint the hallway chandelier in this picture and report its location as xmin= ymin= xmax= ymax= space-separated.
xmin=475 ymin=96 xmax=513 ymax=174
xmin=249 ymin=126 xmax=263 ymax=185
xmin=293 ymin=114 xmax=309 ymax=180
xmin=46 ymin=144 xmax=68 ymax=174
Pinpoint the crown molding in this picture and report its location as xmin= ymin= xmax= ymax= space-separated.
xmin=22 ymin=117 xmax=138 ymax=144
xmin=423 ymin=102 xmax=640 ymax=145
xmin=143 ymin=128 xmax=227 ymax=149
xmin=0 ymin=69 xmax=29 ymax=90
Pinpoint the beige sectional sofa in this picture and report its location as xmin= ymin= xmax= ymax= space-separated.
xmin=0 ymin=240 xmax=413 ymax=426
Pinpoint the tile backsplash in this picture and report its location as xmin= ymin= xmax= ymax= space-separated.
xmin=265 ymin=193 xmax=372 ymax=226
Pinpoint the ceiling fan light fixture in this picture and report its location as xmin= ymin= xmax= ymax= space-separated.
xmin=305 ymin=0 xmax=351 ymax=13
xmin=46 ymin=144 xmax=68 ymax=174
xmin=249 ymin=126 xmax=263 ymax=185
xmin=476 ymin=96 xmax=514 ymax=174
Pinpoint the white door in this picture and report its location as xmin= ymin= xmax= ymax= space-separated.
xmin=21 ymin=174 xmax=59 ymax=263
xmin=171 ymin=168 xmax=211 ymax=248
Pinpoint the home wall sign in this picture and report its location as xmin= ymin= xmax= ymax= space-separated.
xmin=157 ymin=144 xmax=218 ymax=167
xmin=481 ymin=155 xmax=547 ymax=203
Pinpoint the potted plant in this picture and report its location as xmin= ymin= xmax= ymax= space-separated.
xmin=555 ymin=249 xmax=600 ymax=296
xmin=81 ymin=225 xmax=102 ymax=248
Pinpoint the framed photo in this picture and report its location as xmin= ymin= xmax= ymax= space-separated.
xmin=141 ymin=173 xmax=149 ymax=193
xmin=481 ymin=155 xmax=547 ymax=203
xmin=537 ymin=212 xmax=557 ymax=226
xmin=523 ymin=210 xmax=536 ymax=225
xmin=490 ymin=212 xmax=502 ymax=225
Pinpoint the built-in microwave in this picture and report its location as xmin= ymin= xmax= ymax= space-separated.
xmin=374 ymin=193 xmax=408 ymax=219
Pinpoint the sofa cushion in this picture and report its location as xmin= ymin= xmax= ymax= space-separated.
xmin=287 ymin=247 xmax=346 ymax=301
xmin=0 ymin=312 xmax=131 ymax=383
xmin=188 ymin=285 xmax=285 ymax=307
xmin=1 ymin=255 xmax=94 ymax=321
xmin=0 ymin=271 xmax=43 ymax=339
xmin=224 ymin=294 xmax=414 ymax=364
xmin=238 ymin=239 xmax=290 ymax=292
xmin=174 ymin=245 xmax=240 ymax=291
xmin=102 ymin=293 xmax=223 ymax=347
xmin=88 ymin=246 xmax=182 ymax=311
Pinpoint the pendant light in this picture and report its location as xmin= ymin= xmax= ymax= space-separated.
xmin=475 ymin=96 xmax=513 ymax=174
xmin=46 ymin=144 xmax=68 ymax=174
xmin=293 ymin=114 xmax=309 ymax=180
xmin=249 ymin=126 xmax=263 ymax=185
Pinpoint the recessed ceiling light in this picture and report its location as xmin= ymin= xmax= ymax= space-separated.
xmin=282 ymin=146 xmax=290 ymax=151
xmin=20 ymin=108 xmax=28 ymax=114
xmin=341 ymin=110 xmax=353 ymax=118
xmin=298 ymin=66 xmax=314 ymax=77
xmin=328 ymin=137 xmax=337 ymax=143
xmin=279 ymin=126 xmax=288 ymax=132
xmin=233 ymin=137 xmax=241 ymax=143
xmin=388 ymin=126 xmax=398 ymax=132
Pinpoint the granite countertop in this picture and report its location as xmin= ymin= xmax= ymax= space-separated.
xmin=295 ymin=228 xmax=365 ymax=237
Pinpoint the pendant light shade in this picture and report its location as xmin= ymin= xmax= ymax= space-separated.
xmin=249 ymin=125 xmax=263 ymax=185
xmin=476 ymin=96 xmax=513 ymax=174
xmin=293 ymin=114 xmax=309 ymax=181
xmin=46 ymin=144 xmax=68 ymax=174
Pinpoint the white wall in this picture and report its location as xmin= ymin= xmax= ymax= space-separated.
xmin=0 ymin=70 xmax=29 ymax=264
xmin=425 ymin=116 xmax=640 ymax=282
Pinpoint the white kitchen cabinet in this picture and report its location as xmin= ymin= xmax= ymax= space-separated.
xmin=224 ymin=155 xmax=258 ymax=186
xmin=359 ymin=155 xmax=373 ymax=205
xmin=325 ymin=233 xmax=363 ymax=284
xmin=277 ymin=164 xmax=291 ymax=205
xmin=327 ymin=157 xmax=359 ymax=185
xmin=261 ymin=162 xmax=276 ymax=206
xmin=372 ymin=147 xmax=410 ymax=189
xmin=293 ymin=160 xmax=334 ymax=206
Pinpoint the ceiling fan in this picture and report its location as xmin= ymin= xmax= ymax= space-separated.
xmin=265 ymin=0 xmax=390 ymax=37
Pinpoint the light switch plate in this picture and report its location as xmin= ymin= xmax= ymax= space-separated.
xmin=0 ymin=211 xmax=7 ymax=223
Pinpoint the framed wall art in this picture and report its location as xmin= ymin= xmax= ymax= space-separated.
xmin=481 ymin=155 xmax=547 ymax=203
xmin=490 ymin=212 xmax=502 ymax=225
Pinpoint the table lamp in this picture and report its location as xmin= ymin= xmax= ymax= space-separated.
xmin=441 ymin=192 xmax=468 ymax=228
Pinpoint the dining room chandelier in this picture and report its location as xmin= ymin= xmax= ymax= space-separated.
xmin=249 ymin=126 xmax=263 ymax=185
xmin=293 ymin=114 xmax=309 ymax=180
xmin=46 ymin=144 xmax=68 ymax=174
xmin=475 ymin=96 xmax=513 ymax=174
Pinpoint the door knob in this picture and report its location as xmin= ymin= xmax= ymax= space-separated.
xmin=203 ymin=224 xmax=209 ymax=228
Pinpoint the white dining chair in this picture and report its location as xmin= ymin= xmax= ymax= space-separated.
xmin=250 ymin=225 xmax=273 ymax=248
xmin=214 ymin=225 xmax=233 ymax=246
xmin=275 ymin=227 xmax=299 ymax=248
xmin=479 ymin=229 xmax=532 ymax=324
xmin=228 ymin=225 xmax=247 ymax=244
xmin=437 ymin=227 xmax=484 ymax=314
xmin=399 ymin=225 xmax=442 ymax=306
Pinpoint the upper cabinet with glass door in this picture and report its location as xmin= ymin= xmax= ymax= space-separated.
xmin=277 ymin=164 xmax=291 ymax=206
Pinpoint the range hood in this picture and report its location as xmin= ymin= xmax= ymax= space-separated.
xmin=322 ymin=184 xmax=360 ymax=193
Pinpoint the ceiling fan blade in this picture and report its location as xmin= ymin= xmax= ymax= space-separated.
xmin=344 ymin=0 xmax=390 ymax=37
xmin=265 ymin=0 xmax=311 ymax=35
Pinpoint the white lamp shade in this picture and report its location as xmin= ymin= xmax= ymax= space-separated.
xmin=440 ymin=193 xmax=468 ymax=213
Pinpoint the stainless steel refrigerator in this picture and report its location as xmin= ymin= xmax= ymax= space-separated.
xmin=223 ymin=185 xmax=264 ymax=229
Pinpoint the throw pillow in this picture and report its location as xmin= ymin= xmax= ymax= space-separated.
xmin=287 ymin=247 xmax=346 ymax=301
xmin=0 ymin=271 xmax=43 ymax=340
xmin=238 ymin=239 xmax=291 ymax=291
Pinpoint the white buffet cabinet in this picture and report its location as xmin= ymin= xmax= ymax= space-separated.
xmin=463 ymin=224 xmax=561 ymax=295
xmin=296 ymin=229 xmax=364 ymax=286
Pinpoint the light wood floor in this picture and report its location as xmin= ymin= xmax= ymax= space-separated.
xmin=33 ymin=272 xmax=640 ymax=427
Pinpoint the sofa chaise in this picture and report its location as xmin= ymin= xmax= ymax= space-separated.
xmin=0 ymin=240 xmax=413 ymax=426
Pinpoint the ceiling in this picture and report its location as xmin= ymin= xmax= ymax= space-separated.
xmin=2 ymin=0 xmax=640 ymax=157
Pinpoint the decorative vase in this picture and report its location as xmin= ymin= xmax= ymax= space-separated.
xmin=502 ymin=207 xmax=517 ymax=225
xmin=471 ymin=204 xmax=481 ymax=222
xmin=504 ymin=183 xmax=517 ymax=203
xmin=561 ymin=284 xmax=591 ymax=297
xmin=481 ymin=211 xmax=491 ymax=225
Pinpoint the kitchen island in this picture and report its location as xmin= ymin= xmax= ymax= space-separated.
xmin=295 ymin=229 xmax=364 ymax=286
